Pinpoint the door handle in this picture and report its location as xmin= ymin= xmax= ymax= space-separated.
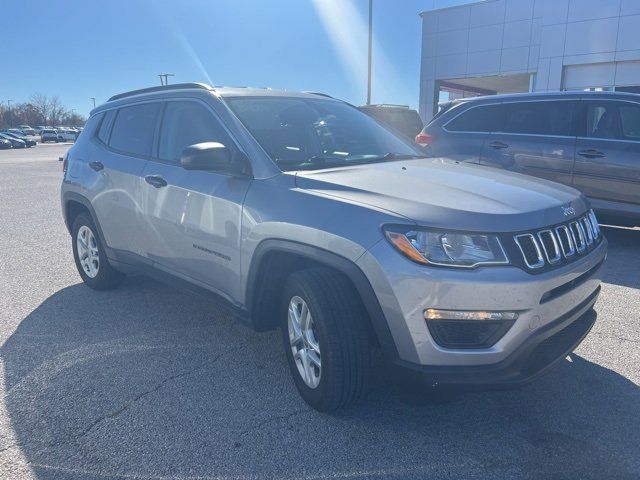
xmin=489 ymin=141 xmax=509 ymax=150
xmin=578 ymin=149 xmax=605 ymax=159
xmin=89 ymin=161 xmax=104 ymax=171
xmin=145 ymin=175 xmax=168 ymax=188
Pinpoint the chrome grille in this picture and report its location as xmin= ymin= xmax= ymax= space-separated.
xmin=537 ymin=230 xmax=561 ymax=264
xmin=514 ymin=234 xmax=544 ymax=268
xmin=554 ymin=225 xmax=575 ymax=258
xmin=569 ymin=221 xmax=586 ymax=253
xmin=514 ymin=210 xmax=601 ymax=270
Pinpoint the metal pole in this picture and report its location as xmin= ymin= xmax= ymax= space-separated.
xmin=158 ymin=74 xmax=165 ymax=86
xmin=367 ymin=0 xmax=373 ymax=105
xmin=90 ymin=97 xmax=96 ymax=109
xmin=7 ymin=100 xmax=12 ymax=128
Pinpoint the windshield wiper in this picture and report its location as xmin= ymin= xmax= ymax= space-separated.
xmin=380 ymin=152 xmax=425 ymax=160
xmin=307 ymin=154 xmax=350 ymax=163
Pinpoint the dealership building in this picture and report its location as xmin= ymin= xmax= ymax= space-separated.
xmin=419 ymin=0 xmax=640 ymax=121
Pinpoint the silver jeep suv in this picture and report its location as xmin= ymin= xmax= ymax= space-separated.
xmin=61 ymin=83 xmax=607 ymax=411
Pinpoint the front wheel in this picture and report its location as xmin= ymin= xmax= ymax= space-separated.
xmin=281 ymin=268 xmax=372 ymax=412
xmin=71 ymin=213 xmax=124 ymax=290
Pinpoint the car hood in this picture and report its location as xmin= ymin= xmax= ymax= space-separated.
xmin=294 ymin=158 xmax=589 ymax=232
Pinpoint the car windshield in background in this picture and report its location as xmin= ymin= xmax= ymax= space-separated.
xmin=226 ymin=97 xmax=424 ymax=171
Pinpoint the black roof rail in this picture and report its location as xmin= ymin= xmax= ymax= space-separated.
xmin=362 ymin=103 xmax=411 ymax=109
xmin=302 ymin=91 xmax=333 ymax=98
xmin=107 ymin=82 xmax=213 ymax=102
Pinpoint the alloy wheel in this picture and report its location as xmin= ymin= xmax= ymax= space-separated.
xmin=76 ymin=225 xmax=100 ymax=278
xmin=288 ymin=296 xmax=321 ymax=389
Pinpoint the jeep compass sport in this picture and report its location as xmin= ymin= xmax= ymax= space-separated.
xmin=61 ymin=83 xmax=607 ymax=411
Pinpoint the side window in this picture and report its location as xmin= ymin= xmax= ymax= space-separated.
xmin=96 ymin=110 xmax=115 ymax=144
xmin=584 ymin=102 xmax=622 ymax=140
xmin=619 ymin=103 xmax=640 ymax=140
xmin=500 ymin=101 xmax=573 ymax=136
xmin=81 ymin=112 xmax=102 ymax=141
xmin=446 ymin=104 xmax=502 ymax=133
xmin=109 ymin=103 xmax=160 ymax=156
xmin=158 ymin=101 xmax=234 ymax=163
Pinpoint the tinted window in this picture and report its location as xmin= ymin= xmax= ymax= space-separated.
xmin=500 ymin=101 xmax=573 ymax=136
xmin=619 ymin=104 xmax=640 ymax=139
xmin=158 ymin=101 xmax=234 ymax=162
xmin=584 ymin=102 xmax=622 ymax=140
xmin=109 ymin=103 xmax=160 ymax=156
xmin=96 ymin=110 xmax=115 ymax=144
xmin=446 ymin=104 xmax=502 ymax=132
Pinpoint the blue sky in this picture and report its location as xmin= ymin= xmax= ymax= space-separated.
xmin=1 ymin=0 xmax=463 ymax=117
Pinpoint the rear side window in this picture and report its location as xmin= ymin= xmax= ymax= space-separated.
xmin=109 ymin=103 xmax=160 ymax=156
xmin=445 ymin=104 xmax=502 ymax=132
xmin=500 ymin=101 xmax=573 ymax=136
xmin=77 ymin=113 xmax=101 ymax=141
xmin=96 ymin=110 xmax=115 ymax=144
xmin=619 ymin=104 xmax=640 ymax=140
xmin=158 ymin=101 xmax=234 ymax=162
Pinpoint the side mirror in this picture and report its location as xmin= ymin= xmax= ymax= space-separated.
xmin=180 ymin=142 xmax=240 ymax=173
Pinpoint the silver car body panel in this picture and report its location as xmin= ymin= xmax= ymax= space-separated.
xmin=62 ymin=84 xmax=606 ymax=369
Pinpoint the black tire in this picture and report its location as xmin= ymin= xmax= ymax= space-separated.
xmin=281 ymin=267 xmax=372 ymax=412
xmin=71 ymin=213 xmax=124 ymax=290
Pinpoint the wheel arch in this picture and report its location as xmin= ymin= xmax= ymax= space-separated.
xmin=62 ymin=192 xmax=110 ymax=253
xmin=246 ymin=239 xmax=399 ymax=361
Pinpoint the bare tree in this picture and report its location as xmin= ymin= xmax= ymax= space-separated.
xmin=49 ymin=96 xmax=68 ymax=125
xmin=29 ymin=92 xmax=51 ymax=124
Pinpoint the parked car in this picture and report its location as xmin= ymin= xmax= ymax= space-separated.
xmin=57 ymin=128 xmax=78 ymax=142
xmin=2 ymin=131 xmax=36 ymax=147
xmin=41 ymin=129 xmax=59 ymax=143
xmin=62 ymin=83 xmax=606 ymax=411
xmin=0 ymin=137 xmax=11 ymax=149
xmin=359 ymin=104 xmax=423 ymax=140
xmin=0 ymin=132 xmax=26 ymax=148
xmin=418 ymin=91 xmax=640 ymax=227
xmin=34 ymin=126 xmax=47 ymax=135
xmin=18 ymin=125 xmax=36 ymax=136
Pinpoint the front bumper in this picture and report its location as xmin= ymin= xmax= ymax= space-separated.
xmin=357 ymin=235 xmax=607 ymax=368
xmin=389 ymin=285 xmax=599 ymax=389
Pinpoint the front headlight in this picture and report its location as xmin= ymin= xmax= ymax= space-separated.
xmin=384 ymin=226 xmax=509 ymax=268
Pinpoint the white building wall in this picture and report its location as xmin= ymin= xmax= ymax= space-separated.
xmin=420 ymin=0 xmax=640 ymax=121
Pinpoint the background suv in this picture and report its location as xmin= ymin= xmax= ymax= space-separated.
xmin=358 ymin=104 xmax=423 ymax=140
xmin=418 ymin=91 xmax=640 ymax=227
xmin=62 ymin=83 xmax=606 ymax=411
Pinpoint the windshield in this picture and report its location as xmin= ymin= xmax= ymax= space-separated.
xmin=226 ymin=97 xmax=424 ymax=171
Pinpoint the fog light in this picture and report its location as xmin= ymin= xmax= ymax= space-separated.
xmin=424 ymin=309 xmax=518 ymax=321
xmin=424 ymin=309 xmax=518 ymax=349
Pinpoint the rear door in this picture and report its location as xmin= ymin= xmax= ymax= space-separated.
xmin=479 ymin=99 xmax=577 ymax=185
xmin=434 ymin=103 xmax=502 ymax=162
xmin=572 ymin=99 xmax=640 ymax=207
xmin=89 ymin=103 xmax=160 ymax=257
xmin=140 ymin=99 xmax=251 ymax=301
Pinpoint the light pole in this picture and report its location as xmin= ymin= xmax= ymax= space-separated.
xmin=7 ymin=100 xmax=12 ymax=128
xmin=90 ymin=97 xmax=96 ymax=109
xmin=366 ymin=0 xmax=373 ymax=105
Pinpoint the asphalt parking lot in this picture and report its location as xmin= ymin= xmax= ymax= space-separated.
xmin=0 ymin=144 xmax=638 ymax=480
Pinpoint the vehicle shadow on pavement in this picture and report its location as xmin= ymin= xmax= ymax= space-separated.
xmin=600 ymin=226 xmax=640 ymax=290
xmin=1 ymin=276 xmax=639 ymax=479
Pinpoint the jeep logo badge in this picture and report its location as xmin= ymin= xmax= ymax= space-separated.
xmin=561 ymin=206 xmax=576 ymax=217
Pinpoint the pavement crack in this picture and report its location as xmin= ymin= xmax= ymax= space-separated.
xmin=590 ymin=331 xmax=640 ymax=344
xmin=239 ymin=408 xmax=310 ymax=437
xmin=77 ymin=351 xmax=228 ymax=439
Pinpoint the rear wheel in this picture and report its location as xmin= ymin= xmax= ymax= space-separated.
xmin=281 ymin=268 xmax=372 ymax=412
xmin=71 ymin=213 xmax=124 ymax=290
